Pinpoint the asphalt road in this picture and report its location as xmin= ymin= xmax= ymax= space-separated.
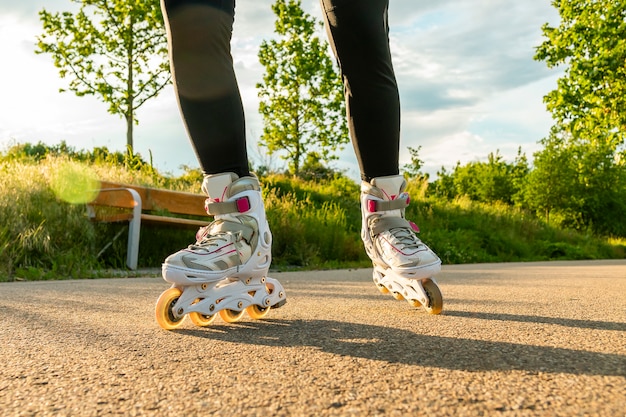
xmin=1 ymin=260 xmax=625 ymax=416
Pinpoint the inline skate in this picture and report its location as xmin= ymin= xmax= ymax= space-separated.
xmin=361 ymin=175 xmax=443 ymax=314
xmin=155 ymin=173 xmax=286 ymax=330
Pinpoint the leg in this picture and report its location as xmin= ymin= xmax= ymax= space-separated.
xmin=161 ymin=0 xmax=250 ymax=177
xmin=157 ymin=1 xmax=286 ymax=328
xmin=320 ymin=0 xmax=442 ymax=299
xmin=319 ymin=0 xmax=399 ymax=182
xmin=161 ymin=0 xmax=265 ymax=277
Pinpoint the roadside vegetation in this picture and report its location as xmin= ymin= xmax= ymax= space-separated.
xmin=0 ymin=142 xmax=623 ymax=282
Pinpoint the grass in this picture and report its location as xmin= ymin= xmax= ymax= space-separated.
xmin=0 ymin=156 xmax=624 ymax=282
xmin=0 ymin=158 xmax=99 ymax=279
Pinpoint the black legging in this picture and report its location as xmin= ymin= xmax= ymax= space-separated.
xmin=162 ymin=0 xmax=400 ymax=182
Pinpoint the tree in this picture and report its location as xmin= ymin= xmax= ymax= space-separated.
xmin=451 ymin=151 xmax=525 ymax=204
xmin=36 ymin=0 xmax=170 ymax=150
xmin=535 ymin=0 xmax=626 ymax=140
xmin=533 ymin=0 xmax=626 ymax=235
xmin=431 ymin=165 xmax=456 ymax=200
xmin=510 ymin=147 xmax=530 ymax=206
xmin=402 ymin=146 xmax=427 ymax=180
xmin=523 ymin=128 xmax=579 ymax=225
xmin=535 ymin=0 xmax=626 ymax=149
xmin=523 ymin=127 xmax=626 ymax=235
xmin=257 ymin=0 xmax=348 ymax=177
xmin=299 ymin=152 xmax=337 ymax=181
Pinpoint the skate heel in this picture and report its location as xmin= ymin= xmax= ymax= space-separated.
xmin=373 ymin=266 xmax=443 ymax=314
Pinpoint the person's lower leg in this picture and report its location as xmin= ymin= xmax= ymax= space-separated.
xmin=162 ymin=0 xmax=250 ymax=177
xmin=320 ymin=0 xmax=400 ymax=182
xmin=320 ymin=0 xmax=440 ymax=279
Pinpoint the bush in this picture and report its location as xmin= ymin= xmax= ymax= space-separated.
xmin=0 ymin=149 xmax=623 ymax=281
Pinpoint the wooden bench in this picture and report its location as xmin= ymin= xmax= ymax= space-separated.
xmin=87 ymin=181 xmax=208 ymax=270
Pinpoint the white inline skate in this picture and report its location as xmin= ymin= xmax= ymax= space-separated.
xmin=361 ymin=175 xmax=443 ymax=314
xmin=155 ymin=173 xmax=286 ymax=330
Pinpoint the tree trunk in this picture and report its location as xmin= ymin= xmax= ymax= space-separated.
xmin=293 ymin=111 xmax=301 ymax=176
xmin=126 ymin=14 xmax=135 ymax=151
xmin=126 ymin=114 xmax=133 ymax=151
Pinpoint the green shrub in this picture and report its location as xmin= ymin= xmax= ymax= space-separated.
xmin=0 ymin=153 xmax=623 ymax=281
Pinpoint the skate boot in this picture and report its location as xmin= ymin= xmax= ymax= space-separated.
xmin=361 ymin=174 xmax=443 ymax=314
xmin=155 ymin=173 xmax=286 ymax=330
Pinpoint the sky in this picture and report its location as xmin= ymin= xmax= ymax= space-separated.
xmin=0 ymin=0 xmax=562 ymax=180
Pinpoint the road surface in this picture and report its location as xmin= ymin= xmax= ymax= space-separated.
xmin=1 ymin=260 xmax=625 ymax=416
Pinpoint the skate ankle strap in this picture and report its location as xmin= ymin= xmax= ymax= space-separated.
xmin=366 ymin=194 xmax=409 ymax=213
xmin=370 ymin=216 xmax=413 ymax=236
xmin=205 ymin=196 xmax=251 ymax=216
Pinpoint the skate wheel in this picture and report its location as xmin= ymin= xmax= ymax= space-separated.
xmin=392 ymin=291 xmax=405 ymax=301
xmin=189 ymin=312 xmax=216 ymax=327
xmin=377 ymin=284 xmax=390 ymax=295
xmin=408 ymin=299 xmax=421 ymax=308
xmin=219 ymin=309 xmax=245 ymax=323
xmin=246 ymin=304 xmax=271 ymax=320
xmin=155 ymin=288 xmax=185 ymax=330
xmin=421 ymin=278 xmax=443 ymax=315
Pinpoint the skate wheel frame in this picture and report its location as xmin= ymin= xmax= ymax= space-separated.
xmin=373 ymin=268 xmax=443 ymax=315
xmin=155 ymin=276 xmax=286 ymax=329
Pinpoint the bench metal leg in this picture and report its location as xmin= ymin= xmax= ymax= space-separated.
xmin=126 ymin=189 xmax=142 ymax=270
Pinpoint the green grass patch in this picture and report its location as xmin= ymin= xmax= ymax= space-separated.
xmin=0 ymin=157 xmax=623 ymax=282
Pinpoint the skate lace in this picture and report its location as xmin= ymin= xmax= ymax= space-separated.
xmin=370 ymin=215 xmax=423 ymax=251
xmin=385 ymin=226 xmax=422 ymax=250
xmin=189 ymin=223 xmax=238 ymax=251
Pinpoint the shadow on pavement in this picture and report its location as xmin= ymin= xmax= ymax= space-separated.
xmin=175 ymin=318 xmax=625 ymax=377
xmin=443 ymin=309 xmax=626 ymax=331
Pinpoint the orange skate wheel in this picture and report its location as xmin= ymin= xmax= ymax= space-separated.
xmin=392 ymin=291 xmax=405 ymax=301
xmin=189 ymin=312 xmax=216 ymax=327
xmin=246 ymin=304 xmax=271 ymax=320
xmin=219 ymin=309 xmax=245 ymax=323
xmin=421 ymin=278 xmax=443 ymax=315
xmin=155 ymin=287 xmax=185 ymax=330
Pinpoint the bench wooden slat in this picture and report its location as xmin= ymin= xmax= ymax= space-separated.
xmin=87 ymin=181 xmax=210 ymax=270
xmin=99 ymin=181 xmax=207 ymax=216
xmin=91 ymin=188 xmax=138 ymax=209
xmin=92 ymin=213 xmax=135 ymax=223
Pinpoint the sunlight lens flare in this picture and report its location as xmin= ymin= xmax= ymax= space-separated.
xmin=49 ymin=161 xmax=99 ymax=204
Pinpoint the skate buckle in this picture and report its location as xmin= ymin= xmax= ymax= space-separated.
xmin=205 ymin=196 xmax=251 ymax=215
xmin=236 ymin=196 xmax=251 ymax=213
xmin=366 ymin=194 xmax=410 ymax=213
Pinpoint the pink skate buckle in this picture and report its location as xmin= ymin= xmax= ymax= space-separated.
xmin=236 ymin=197 xmax=251 ymax=212
xmin=367 ymin=199 xmax=377 ymax=213
xmin=409 ymin=221 xmax=420 ymax=233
